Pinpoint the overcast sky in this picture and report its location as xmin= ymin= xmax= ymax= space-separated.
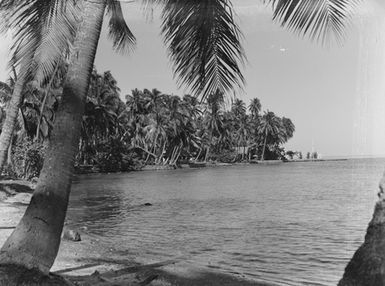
xmin=1 ymin=0 xmax=385 ymax=157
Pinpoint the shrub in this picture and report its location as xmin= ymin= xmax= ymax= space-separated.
xmin=12 ymin=137 xmax=45 ymax=180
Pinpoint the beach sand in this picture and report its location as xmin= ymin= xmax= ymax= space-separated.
xmin=0 ymin=182 xmax=270 ymax=286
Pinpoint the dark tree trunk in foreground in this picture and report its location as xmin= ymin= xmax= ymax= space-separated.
xmin=0 ymin=264 xmax=74 ymax=286
xmin=0 ymin=0 xmax=106 ymax=276
xmin=339 ymin=175 xmax=385 ymax=286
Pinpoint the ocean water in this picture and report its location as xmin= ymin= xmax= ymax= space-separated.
xmin=67 ymin=158 xmax=384 ymax=285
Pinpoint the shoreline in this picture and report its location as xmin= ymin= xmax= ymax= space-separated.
xmin=76 ymin=158 xmax=351 ymax=175
xmin=0 ymin=181 xmax=270 ymax=286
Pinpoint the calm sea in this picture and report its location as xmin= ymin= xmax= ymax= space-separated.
xmin=67 ymin=158 xmax=384 ymax=286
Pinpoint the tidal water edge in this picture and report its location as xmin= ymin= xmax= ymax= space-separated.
xmin=67 ymin=158 xmax=383 ymax=286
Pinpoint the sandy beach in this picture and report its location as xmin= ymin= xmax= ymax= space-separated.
xmin=0 ymin=181 xmax=269 ymax=286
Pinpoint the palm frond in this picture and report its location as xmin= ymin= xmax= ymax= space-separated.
xmin=0 ymin=0 xmax=79 ymax=81
xmin=266 ymin=0 xmax=361 ymax=44
xmin=33 ymin=1 xmax=79 ymax=84
xmin=0 ymin=81 xmax=12 ymax=95
xmin=106 ymin=0 xmax=136 ymax=53
xmin=160 ymin=0 xmax=245 ymax=99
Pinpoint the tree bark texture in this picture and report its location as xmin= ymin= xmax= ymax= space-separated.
xmin=339 ymin=174 xmax=385 ymax=286
xmin=0 ymin=0 xmax=107 ymax=274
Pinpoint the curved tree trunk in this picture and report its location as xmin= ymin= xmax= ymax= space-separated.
xmin=338 ymin=173 xmax=385 ymax=286
xmin=0 ymin=66 xmax=29 ymax=174
xmin=0 ymin=0 xmax=106 ymax=274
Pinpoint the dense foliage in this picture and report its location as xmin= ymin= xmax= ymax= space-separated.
xmin=75 ymin=69 xmax=295 ymax=172
xmin=0 ymin=68 xmax=295 ymax=176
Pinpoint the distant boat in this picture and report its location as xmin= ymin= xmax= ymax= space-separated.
xmin=188 ymin=162 xmax=207 ymax=168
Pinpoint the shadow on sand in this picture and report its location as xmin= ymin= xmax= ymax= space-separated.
xmin=153 ymin=268 xmax=274 ymax=286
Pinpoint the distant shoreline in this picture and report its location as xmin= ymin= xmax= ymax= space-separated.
xmin=285 ymin=158 xmax=349 ymax=163
xmin=74 ymin=157 xmax=385 ymax=175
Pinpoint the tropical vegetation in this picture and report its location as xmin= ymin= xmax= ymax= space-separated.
xmin=0 ymin=0 xmax=247 ymax=280
xmin=77 ymin=71 xmax=295 ymax=171
xmin=0 ymin=1 xmax=374 ymax=286
xmin=0 ymin=67 xmax=296 ymax=177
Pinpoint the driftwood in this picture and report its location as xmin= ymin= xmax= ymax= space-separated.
xmin=54 ymin=263 xmax=101 ymax=275
xmin=59 ymin=259 xmax=177 ymax=286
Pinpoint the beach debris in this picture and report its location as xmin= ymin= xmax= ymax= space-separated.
xmin=57 ymin=259 xmax=177 ymax=286
xmin=62 ymin=228 xmax=81 ymax=242
xmin=4 ymin=192 xmax=32 ymax=205
xmin=0 ymin=226 xmax=15 ymax=229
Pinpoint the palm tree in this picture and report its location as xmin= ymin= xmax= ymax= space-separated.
xmin=0 ymin=0 xmax=109 ymax=274
xmin=281 ymin=117 xmax=295 ymax=142
xmin=231 ymin=99 xmax=249 ymax=159
xmin=258 ymin=111 xmax=281 ymax=160
xmin=0 ymin=0 xmax=246 ymax=276
xmin=249 ymin=97 xmax=261 ymax=119
xmin=203 ymin=89 xmax=225 ymax=161
xmin=79 ymin=69 xmax=122 ymax=165
xmin=231 ymin=98 xmax=246 ymax=119
xmin=0 ymin=1 xmax=78 ymax=174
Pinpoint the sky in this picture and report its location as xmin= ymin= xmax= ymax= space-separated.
xmin=1 ymin=0 xmax=385 ymax=158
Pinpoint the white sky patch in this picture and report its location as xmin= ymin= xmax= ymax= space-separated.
xmin=0 ymin=33 xmax=12 ymax=82
xmin=233 ymin=1 xmax=272 ymax=17
xmin=353 ymin=1 xmax=385 ymax=157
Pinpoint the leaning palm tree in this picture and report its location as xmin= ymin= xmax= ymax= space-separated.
xmin=258 ymin=110 xmax=281 ymax=160
xmin=0 ymin=1 xmax=78 ymax=175
xmin=0 ymin=0 xmax=134 ymax=276
xmin=0 ymin=0 xmax=246 ymax=281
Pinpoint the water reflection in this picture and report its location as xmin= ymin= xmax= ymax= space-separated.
xmin=67 ymin=159 xmax=381 ymax=285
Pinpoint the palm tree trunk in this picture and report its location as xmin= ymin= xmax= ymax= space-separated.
xmin=339 ymin=174 xmax=385 ymax=285
xmin=0 ymin=0 xmax=106 ymax=274
xmin=0 ymin=63 xmax=29 ymax=174
xmin=6 ymin=141 xmax=12 ymax=168
xmin=261 ymin=129 xmax=268 ymax=161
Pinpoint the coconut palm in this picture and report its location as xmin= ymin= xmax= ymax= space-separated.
xmin=203 ymin=89 xmax=225 ymax=161
xmin=0 ymin=1 xmax=78 ymax=175
xmin=266 ymin=0 xmax=360 ymax=44
xmin=0 ymin=0 xmax=133 ymax=274
xmin=258 ymin=111 xmax=282 ymax=160
xmin=0 ymin=0 xmax=246 ymax=277
xmin=79 ymin=69 xmax=122 ymax=165
xmin=281 ymin=117 xmax=295 ymax=142
xmin=231 ymin=99 xmax=249 ymax=159
xmin=159 ymin=0 xmax=245 ymax=97
xmin=231 ymin=98 xmax=246 ymax=119
xmin=249 ymin=97 xmax=261 ymax=119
